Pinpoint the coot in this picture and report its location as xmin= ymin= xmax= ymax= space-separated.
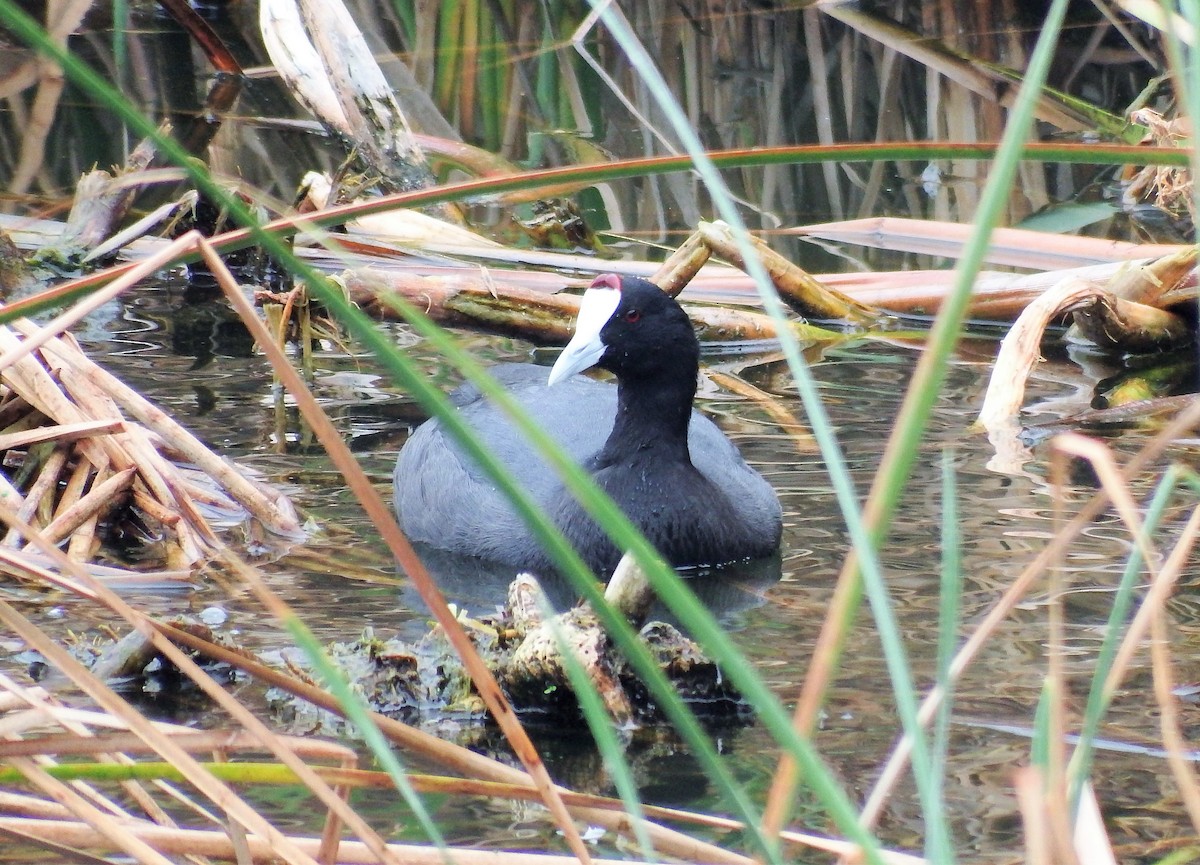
xmin=393 ymin=274 xmax=782 ymax=576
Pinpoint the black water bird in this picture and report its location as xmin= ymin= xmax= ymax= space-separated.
xmin=393 ymin=274 xmax=782 ymax=576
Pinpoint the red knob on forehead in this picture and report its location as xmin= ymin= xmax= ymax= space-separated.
xmin=589 ymin=274 xmax=622 ymax=291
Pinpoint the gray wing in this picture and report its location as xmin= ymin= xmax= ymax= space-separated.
xmin=394 ymin=363 xmax=778 ymax=563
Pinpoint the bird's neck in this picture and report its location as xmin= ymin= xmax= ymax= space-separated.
xmin=600 ymin=371 xmax=696 ymax=464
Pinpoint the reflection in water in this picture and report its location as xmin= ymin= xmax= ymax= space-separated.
xmin=398 ymin=542 xmax=782 ymax=637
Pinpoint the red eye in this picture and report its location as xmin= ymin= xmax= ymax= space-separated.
xmin=624 ymin=308 xmax=640 ymax=323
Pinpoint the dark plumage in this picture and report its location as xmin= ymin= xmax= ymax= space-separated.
xmin=393 ymin=274 xmax=782 ymax=576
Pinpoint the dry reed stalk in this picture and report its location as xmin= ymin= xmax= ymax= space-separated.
xmin=128 ymin=487 xmax=183 ymax=529
xmin=1015 ymin=766 xmax=1054 ymax=865
xmin=0 ymin=686 xmax=358 ymax=844
xmin=976 ymin=277 xmax=1101 ymax=430
xmin=4 ymin=445 xmax=67 ymax=546
xmin=1045 ymin=444 xmax=1081 ymax=865
xmin=0 ymin=809 xmax=933 ymax=865
xmin=0 ymin=673 xmax=191 ymax=849
xmin=40 ymin=467 xmax=135 ymax=545
xmin=4 ymin=756 xmax=174 ymax=865
xmin=64 ymin=475 xmax=101 ymax=562
xmin=25 ymin=316 xmax=298 ymax=541
xmin=0 ymin=522 xmax=380 ymax=865
xmin=857 ymin=45 xmax=905 ymax=220
xmin=793 ymin=216 xmax=1190 ymax=269
xmin=0 ymin=789 xmax=75 ymax=820
xmin=6 ymin=0 xmax=92 ymax=195
xmin=0 ymin=330 xmax=111 ymax=471
xmin=6 ymin=701 xmax=927 ymax=865
xmin=0 ymin=818 xmax=665 ymax=865
xmin=840 ymin=398 xmax=1200 ymax=830
xmin=0 ymin=548 xmax=188 ymax=586
xmin=820 ymin=3 xmax=1090 ymax=131
xmin=804 ymin=7 xmax=844 ymax=221
xmin=0 ymin=418 xmax=121 ymax=452
xmin=0 ymin=244 xmax=300 ymax=574
xmin=0 ymin=727 xmax=357 ymax=765
xmin=697 ymin=220 xmax=883 ymax=324
xmin=1150 ymin=605 xmax=1200 ymax=834
xmin=0 ymin=675 xmax=178 ymax=865
xmin=342 ymin=267 xmax=813 ymax=342
xmin=51 ymin=342 xmax=301 ymax=540
xmin=707 ymin=370 xmax=816 ymax=448
xmin=648 ymin=227 xmax=711 ymax=296
xmin=200 ymin=241 xmax=600 ymax=865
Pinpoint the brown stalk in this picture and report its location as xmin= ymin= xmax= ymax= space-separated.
xmin=0 ymin=818 xmax=651 ymax=865
xmin=0 ymin=521 xmax=402 ymax=865
xmin=792 ymin=216 xmax=1188 ymax=269
xmin=0 ymin=676 xmax=197 ymax=858
xmin=0 ymin=788 xmax=75 ymax=820
xmin=41 ymin=323 xmax=289 ymax=539
xmin=128 ymin=487 xmax=183 ymax=528
xmin=647 ymin=228 xmax=711 ymax=296
xmin=0 ymin=715 xmax=919 ymax=865
xmin=697 ymin=220 xmax=882 ymax=324
xmin=40 ymin=466 xmax=135 ymax=545
xmin=1044 ymin=445 xmax=1079 ymax=865
xmin=196 ymin=240 xmax=597 ymax=865
xmin=0 ymin=551 xmax=188 ymax=586
xmin=975 ymin=277 xmax=1101 ymax=431
xmin=7 ymin=0 xmax=91 ymax=195
xmin=56 ymin=350 xmax=301 ymax=539
xmin=3 ymin=445 xmax=65 ymax=546
xmin=707 ymin=370 xmax=816 ymax=448
xmin=0 ymin=324 xmax=391 ymax=858
xmin=0 ymin=419 xmax=121 ymax=452
xmin=1015 ymin=766 xmax=1052 ymax=865
xmin=0 ymin=729 xmax=356 ymax=767
xmin=1150 ymin=605 xmax=1200 ymax=834
xmin=343 ymin=267 xmax=824 ymax=344
xmin=0 ymin=329 xmax=110 ymax=471
xmin=155 ymin=0 xmax=242 ymax=75
xmin=0 ymin=821 xmax=118 ymax=865
xmin=0 ymin=594 xmax=328 ymax=865
xmin=0 ymin=673 xmax=202 ymax=856
xmin=854 ymin=424 xmax=1200 ymax=827
xmin=3 ymin=757 xmax=173 ymax=865
xmin=946 ymin=85 xmax=981 ymax=217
